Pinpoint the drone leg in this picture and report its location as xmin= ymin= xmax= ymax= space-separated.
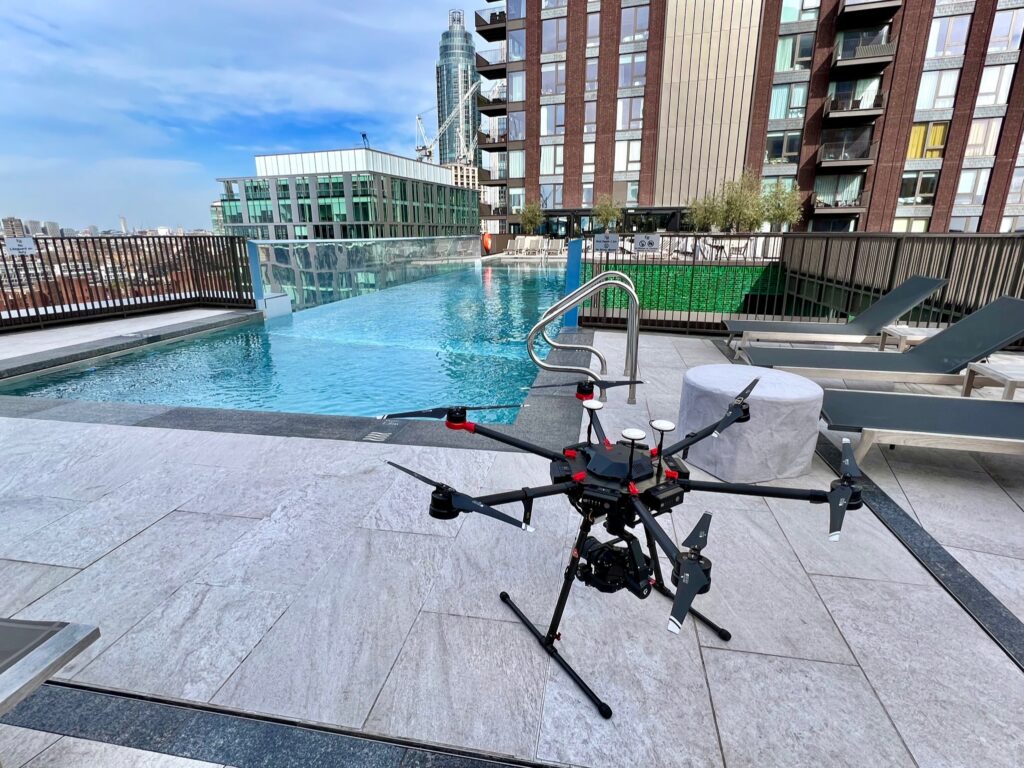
xmin=644 ymin=527 xmax=732 ymax=642
xmin=499 ymin=519 xmax=613 ymax=719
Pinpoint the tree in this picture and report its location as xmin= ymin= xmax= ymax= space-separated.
xmin=592 ymin=195 xmax=622 ymax=232
xmin=688 ymin=171 xmax=803 ymax=232
xmin=519 ymin=201 xmax=544 ymax=234
xmin=761 ymin=181 xmax=803 ymax=230
xmin=689 ymin=193 xmax=724 ymax=232
xmin=719 ymin=172 xmax=765 ymax=233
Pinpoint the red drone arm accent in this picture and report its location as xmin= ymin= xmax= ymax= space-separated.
xmin=445 ymin=421 xmax=477 ymax=433
xmin=649 ymin=446 xmax=659 ymax=457
xmin=563 ymin=448 xmax=577 ymax=458
xmin=665 ymin=469 xmax=679 ymax=480
xmin=575 ymin=392 xmax=595 ymax=401
xmin=572 ymin=471 xmax=587 ymax=482
xmin=603 ymin=438 xmax=613 ymax=449
xmin=628 ymin=482 xmax=639 ymax=496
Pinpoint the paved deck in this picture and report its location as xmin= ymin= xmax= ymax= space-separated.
xmin=1 ymin=327 xmax=1023 ymax=767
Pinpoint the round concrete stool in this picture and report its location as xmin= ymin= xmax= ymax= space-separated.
xmin=678 ymin=364 xmax=823 ymax=483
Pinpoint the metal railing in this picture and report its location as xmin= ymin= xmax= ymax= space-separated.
xmin=834 ymin=40 xmax=898 ymax=64
xmin=824 ymin=92 xmax=886 ymax=115
xmin=475 ymin=7 xmax=507 ymax=26
xmin=528 ymin=270 xmax=641 ymax=403
xmin=476 ymin=47 xmax=507 ymax=67
xmin=576 ymin=233 xmax=1024 ymax=346
xmin=813 ymin=192 xmax=869 ymax=210
xmin=818 ymin=141 xmax=878 ymax=163
xmin=0 ymin=235 xmax=255 ymax=331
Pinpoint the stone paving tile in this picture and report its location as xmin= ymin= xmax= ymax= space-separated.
xmin=0 ymin=496 xmax=84 ymax=546
xmin=0 ymin=724 xmax=61 ymax=767
xmin=814 ymin=575 xmax=1024 ymax=768
xmin=15 ymin=511 xmax=255 ymax=676
xmin=948 ymin=547 xmax=1024 ymax=621
xmin=22 ymin=736 xmax=225 ymax=767
xmin=704 ymin=649 xmax=915 ymax=768
xmin=973 ymin=452 xmax=1024 ymax=509
xmin=22 ymin=399 xmax=172 ymax=426
xmin=0 ymin=560 xmax=78 ymax=617
xmin=366 ymin=611 xmax=549 ymax=762
xmin=213 ymin=528 xmax=450 ymax=729
xmin=75 ymin=583 xmax=292 ymax=701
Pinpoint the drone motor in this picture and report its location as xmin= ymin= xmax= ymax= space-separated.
xmin=671 ymin=553 xmax=713 ymax=596
xmin=428 ymin=489 xmax=459 ymax=520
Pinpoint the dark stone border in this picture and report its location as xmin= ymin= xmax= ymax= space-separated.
xmin=0 ymin=330 xmax=595 ymax=453
xmin=1 ymin=682 xmax=550 ymax=768
xmin=0 ymin=311 xmax=263 ymax=381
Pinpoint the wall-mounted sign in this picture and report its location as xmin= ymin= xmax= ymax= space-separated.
xmin=635 ymin=234 xmax=662 ymax=252
xmin=594 ymin=234 xmax=619 ymax=252
xmin=3 ymin=237 xmax=37 ymax=257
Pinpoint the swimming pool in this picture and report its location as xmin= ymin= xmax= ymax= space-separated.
xmin=1 ymin=265 xmax=565 ymax=423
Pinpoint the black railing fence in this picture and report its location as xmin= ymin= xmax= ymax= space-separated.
xmin=579 ymin=233 xmax=1024 ymax=337
xmin=0 ymin=236 xmax=255 ymax=331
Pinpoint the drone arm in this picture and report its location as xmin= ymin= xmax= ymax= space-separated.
xmin=475 ymin=481 xmax=578 ymax=507
xmin=679 ymin=478 xmax=829 ymax=505
xmin=588 ymin=410 xmax=609 ymax=446
xmin=659 ymin=421 xmax=720 ymax=458
xmin=630 ymin=497 xmax=680 ymax=561
xmin=458 ymin=422 xmax=567 ymax=463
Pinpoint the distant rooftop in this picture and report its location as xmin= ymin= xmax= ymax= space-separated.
xmin=240 ymin=148 xmax=455 ymax=185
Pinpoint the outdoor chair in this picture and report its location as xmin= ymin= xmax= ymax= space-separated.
xmin=741 ymin=296 xmax=1024 ymax=384
xmin=726 ymin=276 xmax=947 ymax=355
xmin=822 ymin=389 xmax=1024 ymax=461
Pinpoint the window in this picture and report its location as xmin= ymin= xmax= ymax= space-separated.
xmin=977 ymin=65 xmax=1014 ymax=107
xmin=542 ymin=18 xmax=568 ymax=53
xmin=584 ymin=101 xmax=597 ymax=133
xmin=899 ymin=171 xmax=939 ymax=205
xmin=539 ymin=183 xmax=563 ymax=208
xmin=1001 ymin=215 xmax=1024 ymax=233
xmin=965 ymin=118 xmax=1002 ymax=157
xmin=811 ymin=218 xmax=857 ymax=233
xmin=814 ymin=174 xmax=864 ymax=207
xmin=916 ymin=70 xmax=959 ymax=110
xmin=765 ymin=130 xmax=802 ymax=163
xmin=541 ymin=63 xmax=567 ymax=95
xmin=541 ymin=0 xmax=567 ymax=7
xmin=781 ymin=0 xmax=819 ymax=22
xmin=907 ymin=121 xmax=949 ymax=159
xmin=614 ymin=139 xmax=642 ymax=172
xmin=829 ymin=77 xmax=881 ymax=111
xmin=1007 ymin=168 xmax=1024 ymax=205
xmin=278 ymin=200 xmax=293 ymax=223
xmin=619 ymin=53 xmax=647 ymax=86
xmin=540 ymin=104 xmax=565 ymax=135
xmin=587 ymin=13 xmax=600 ymax=53
xmin=955 ymin=168 xmax=990 ymax=205
xmin=582 ymin=183 xmax=594 ymax=208
xmin=770 ymin=83 xmax=808 ymax=119
xmin=274 ymin=225 xmax=288 ymax=240
xmin=989 ymin=9 xmax=1024 ymax=52
xmin=762 ymin=176 xmax=796 ymax=192
xmin=509 ymin=29 xmax=526 ymax=61
xmin=508 ymin=0 xmax=525 ymax=20
xmin=508 ymin=150 xmax=525 ymax=178
xmin=508 ymin=111 xmax=525 ymax=140
xmin=775 ymin=33 xmax=814 ymax=71
xmin=893 ymin=217 xmax=930 ymax=233
xmin=585 ymin=59 xmax=600 ymax=91
xmin=509 ymin=187 xmax=525 ymax=214
xmin=927 ymin=15 xmax=970 ymax=57
xmin=949 ymin=216 xmax=980 ymax=233
xmin=820 ymin=126 xmax=873 ymax=160
xmin=620 ymin=6 xmax=649 ymax=43
xmin=613 ymin=180 xmax=640 ymax=204
xmin=583 ymin=143 xmax=596 ymax=174
xmin=509 ymin=71 xmax=526 ymax=102
xmin=616 ymin=97 xmax=644 ymax=130
xmin=540 ymin=145 xmax=564 ymax=175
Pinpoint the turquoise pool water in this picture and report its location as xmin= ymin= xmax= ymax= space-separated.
xmin=2 ymin=265 xmax=565 ymax=423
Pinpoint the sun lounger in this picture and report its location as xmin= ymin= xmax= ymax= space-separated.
xmin=726 ymin=276 xmax=947 ymax=355
xmin=821 ymin=389 xmax=1024 ymax=461
xmin=742 ymin=296 xmax=1024 ymax=384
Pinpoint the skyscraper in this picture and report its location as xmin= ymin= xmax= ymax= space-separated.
xmin=436 ymin=10 xmax=482 ymax=166
xmin=2 ymin=217 xmax=26 ymax=237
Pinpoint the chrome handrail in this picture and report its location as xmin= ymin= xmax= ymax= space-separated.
xmin=528 ymin=270 xmax=641 ymax=403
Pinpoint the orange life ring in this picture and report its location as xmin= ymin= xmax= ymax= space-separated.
xmin=482 ymin=232 xmax=493 ymax=254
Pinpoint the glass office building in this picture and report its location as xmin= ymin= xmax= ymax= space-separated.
xmin=437 ymin=10 xmax=482 ymax=167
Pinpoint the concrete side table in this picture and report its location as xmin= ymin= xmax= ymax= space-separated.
xmin=679 ymin=364 xmax=823 ymax=483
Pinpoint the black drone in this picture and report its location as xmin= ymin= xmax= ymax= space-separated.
xmin=383 ymin=377 xmax=862 ymax=719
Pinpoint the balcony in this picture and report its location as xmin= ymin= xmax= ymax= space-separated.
xmin=813 ymin=192 xmax=869 ymax=214
xmin=823 ymin=92 xmax=886 ymax=120
xmin=475 ymin=6 xmax=507 ymax=42
xmin=832 ymin=40 xmax=898 ymax=71
xmin=476 ymin=47 xmax=507 ymax=78
xmin=478 ymin=129 xmax=508 ymax=150
xmin=478 ymin=86 xmax=507 ymax=116
xmin=836 ymin=0 xmax=902 ymax=28
xmin=817 ymin=142 xmax=878 ymax=167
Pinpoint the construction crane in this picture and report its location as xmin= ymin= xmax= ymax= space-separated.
xmin=416 ymin=79 xmax=480 ymax=164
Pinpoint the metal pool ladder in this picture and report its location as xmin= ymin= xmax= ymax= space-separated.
xmin=527 ymin=270 xmax=641 ymax=404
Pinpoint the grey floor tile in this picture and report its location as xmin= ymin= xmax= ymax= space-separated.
xmin=973 ymin=452 xmax=1024 ymax=509
xmin=135 ymin=407 xmax=287 ymax=436
xmin=704 ymin=649 xmax=915 ymax=768
xmin=0 ymin=397 xmax=64 ymax=417
xmin=75 ymin=583 xmax=292 ymax=700
xmin=23 ymin=736 xmax=223 ymax=767
xmin=814 ymin=575 xmax=1024 ymax=768
xmin=213 ymin=528 xmax=450 ymax=728
xmin=25 ymin=400 xmax=171 ymax=426
xmin=0 ymin=497 xmax=84 ymax=547
xmin=948 ymin=547 xmax=1024 ymax=621
xmin=0 ymin=560 xmax=77 ymax=617
xmin=15 ymin=511 xmax=255 ymax=676
xmin=366 ymin=611 xmax=548 ymax=761
xmin=178 ymin=469 xmax=300 ymax=519
xmin=0 ymin=724 xmax=61 ymax=768
xmin=671 ymin=506 xmax=855 ymax=664
xmin=535 ymin=578 xmax=723 ymax=768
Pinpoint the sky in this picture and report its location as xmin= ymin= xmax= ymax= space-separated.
xmin=0 ymin=1 xmax=477 ymax=231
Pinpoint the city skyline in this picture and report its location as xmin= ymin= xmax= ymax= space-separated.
xmin=0 ymin=1 xmax=479 ymax=231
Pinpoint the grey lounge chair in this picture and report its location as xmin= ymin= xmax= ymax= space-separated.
xmin=726 ymin=276 xmax=947 ymax=355
xmin=742 ymin=296 xmax=1024 ymax=384
xmin=822 ymin=389 xmax=1024 ymax=461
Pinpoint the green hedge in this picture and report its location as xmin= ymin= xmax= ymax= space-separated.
xmin=582 ymin=264 xmax=785 ymax=313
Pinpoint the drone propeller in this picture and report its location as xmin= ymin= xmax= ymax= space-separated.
xmin=824 ymin=438 xmax=863 ymax=541
xmin=711 ymin=378 xmax=759 ymax=437
xmin=385 ymin=461 xmax=533 ymax=531
xmin=528 ymin=378 xmax=643 ymax=391
xmin=668 ymin=513 xmax=713 ymax=634
xmin=382 ymin=404 xmax=521 ymax=420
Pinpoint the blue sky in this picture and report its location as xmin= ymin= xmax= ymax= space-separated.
xmin=0 ymin=1 xmax=476 ymax=231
